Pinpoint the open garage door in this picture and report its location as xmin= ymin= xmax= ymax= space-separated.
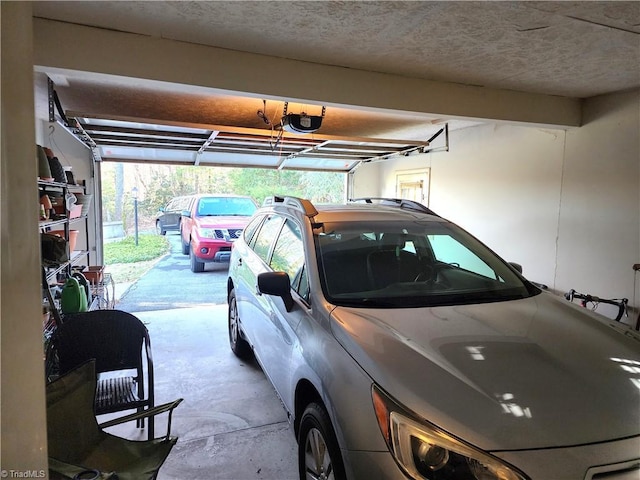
xmin=41 ymin=72 xmax=458 ymax=176
xmin=62 ymin=113 xmax=446 ymax=173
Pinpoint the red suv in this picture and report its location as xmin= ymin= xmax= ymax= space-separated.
xmin=180 ymin=194 xmax=257 ymax=272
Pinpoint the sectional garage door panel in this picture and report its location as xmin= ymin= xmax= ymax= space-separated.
xmin=68 ymin=114 xmax=437 ymax=173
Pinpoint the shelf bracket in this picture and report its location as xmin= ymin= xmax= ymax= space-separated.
xmin=48 ymin=76 xmax=71 ymax=126
xmin=423 ymin=123 xmax=449 ymax=154
xmin=48 ymin=77 xmax=55 ymax=123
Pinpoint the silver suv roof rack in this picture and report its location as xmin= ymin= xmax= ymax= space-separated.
xmin=263 ymin=195 xmax=319 ymax=218
xmin=349 ymin=197 xmax=438 ymax=216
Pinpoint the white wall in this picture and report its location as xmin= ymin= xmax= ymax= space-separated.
xmin=350 ymin=161 xmax=381 ymax=199
xmin=38 ymin=121 xmax=99 ymax=261
xmin=1 ymin=2 xmax=49 ymax=473
xmin=557 ymin=90 xmax=640 ymax=304
xmin=359 ymin=89 xmax=640 ymax=321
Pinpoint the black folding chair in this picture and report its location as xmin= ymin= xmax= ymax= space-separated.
xmin=49 ymin=309 xmax=156 ymax=439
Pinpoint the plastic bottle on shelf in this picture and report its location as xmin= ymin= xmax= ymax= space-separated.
xmin=61 ymin=276 xmax=88 ymax=314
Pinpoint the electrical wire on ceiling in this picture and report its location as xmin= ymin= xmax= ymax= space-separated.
xmin=256 ymin=99 xmax=273 ymax=127
xmin=257 ymin=99 xmax=285 ymax=151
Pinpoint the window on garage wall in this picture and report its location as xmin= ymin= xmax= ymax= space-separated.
xmin=396 ymin=169 xmax=430 ymax=206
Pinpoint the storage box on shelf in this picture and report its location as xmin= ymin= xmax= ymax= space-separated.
xmin=68 ymin=204 xmax=82 ymax=219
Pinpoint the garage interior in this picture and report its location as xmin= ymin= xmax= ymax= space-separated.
xmin=2 ymin=1 xmax=639 ymax=476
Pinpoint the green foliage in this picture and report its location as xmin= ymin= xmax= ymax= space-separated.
xmin=103 ymin=234 xmax=170 ymax=264
xmin=227 ymin=168 xmax=344 ymax=204
xmin=100 ymin=162 xmax=345 ymax=233
xmin=298 ymin=171 xmax=346 ymax=203
xmin=105 ymin=259 xmax=160 ymax=284
xmin=100 ymin=163 xmax=117 ymax=222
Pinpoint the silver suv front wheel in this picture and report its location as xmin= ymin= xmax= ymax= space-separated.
xmin=298 ymin=403 xmax=345 ymax=480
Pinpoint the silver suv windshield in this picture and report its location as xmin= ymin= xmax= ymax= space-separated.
xmin=316 ymin=220 xmax=538 ymax=308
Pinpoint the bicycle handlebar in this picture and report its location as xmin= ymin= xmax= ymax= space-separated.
xmin=564 ymin=289 xmax=628 ymax=321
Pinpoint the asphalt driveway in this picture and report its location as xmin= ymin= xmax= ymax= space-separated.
xmin=109 ymin=233 xmax=299 ymax=479
xmin=115 ymin=232 xmax=229 ymax=312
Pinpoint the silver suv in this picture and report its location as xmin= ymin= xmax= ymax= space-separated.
xmin=227 ymin=196 xmax=639 ymax=480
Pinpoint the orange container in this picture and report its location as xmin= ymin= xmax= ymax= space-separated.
xmin=83 ymin=266 xmax=104 ymax=284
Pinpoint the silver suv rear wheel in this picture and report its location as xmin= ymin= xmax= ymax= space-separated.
xmin=228 ymin=289 xmax=251 ymax=359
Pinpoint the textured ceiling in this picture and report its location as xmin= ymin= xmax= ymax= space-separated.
xmin=30 ymin=1 xmax=640 ymax=169
xmin=33 ymin=1 xmax=640 ymax=98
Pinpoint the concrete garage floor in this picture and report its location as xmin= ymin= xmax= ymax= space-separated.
xmin=105 ymin=305 xmax=298 ymax=480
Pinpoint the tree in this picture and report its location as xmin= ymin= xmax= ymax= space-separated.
xmin=299 ymin=171 xmax=345 ymax=203
xmin=114 ymin=163 xmax=124 ymax=220
xmin=226 ymin=168 xmax=344 ymax=203
xmin=101 ymin=162 xmax=346 ymax=232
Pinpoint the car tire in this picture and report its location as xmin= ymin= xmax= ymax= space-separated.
xmin=181 ymin=233 xmax=190 ymax=255
xmin=190 ymin=244 xmax=205 ymax=273
xmin=156 ymin=221 xmax=166 ymax=236
xmin=298 ymin=402 xmax=346 ymax=480
xmin=228 ymin=289 xmax=252 ymax=359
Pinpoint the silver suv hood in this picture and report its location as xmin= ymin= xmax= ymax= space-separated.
xmin=330 ymin=292 xmax=640 ymax=451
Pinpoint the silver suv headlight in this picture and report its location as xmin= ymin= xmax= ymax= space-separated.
xmin=372 ymin=385 xmax=529 ymax=480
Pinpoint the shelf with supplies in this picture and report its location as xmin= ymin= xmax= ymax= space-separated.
xmin=42 ymin=250 xmax=91 ymax=284
xmin=39 ymin=179 xmax=92 ymax=283
xmin=39 ymin=178 xmax=101 ymax=330
xmin=39 ymin=214 xmax=89 ymax=230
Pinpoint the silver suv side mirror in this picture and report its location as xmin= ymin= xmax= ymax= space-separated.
xmin=258 ymin=272 xmax=294 ymax=312
xmin=508 ymin=262 xmax=523 ymax=274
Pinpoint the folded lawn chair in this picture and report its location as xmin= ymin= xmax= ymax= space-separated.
xmin=47 ymin=360 xmax=182 ymax=480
